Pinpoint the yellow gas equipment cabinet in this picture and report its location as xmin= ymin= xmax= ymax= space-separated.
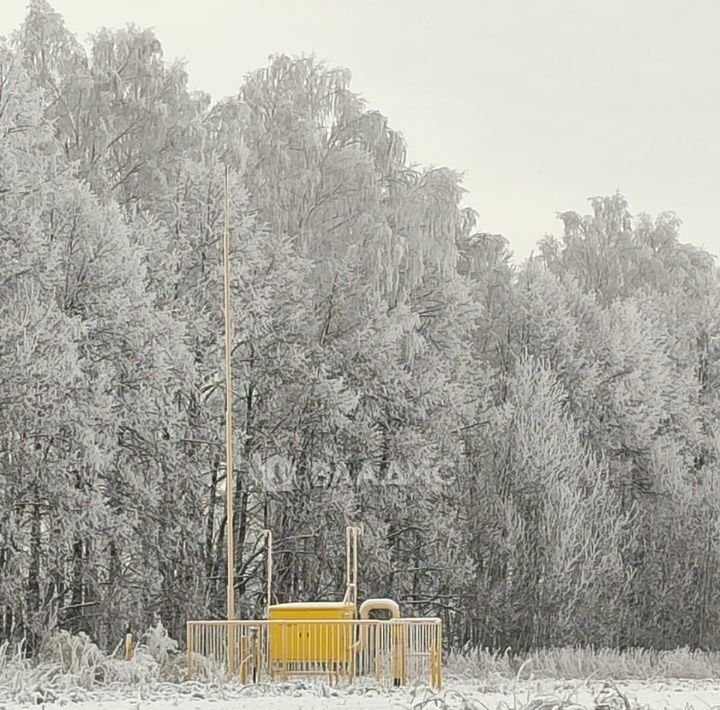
xmin=269 ymin=602 xmax=355 ymax=669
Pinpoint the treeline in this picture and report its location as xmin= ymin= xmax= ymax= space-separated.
xmin=1 ymin=0 xmax=720 ymax=655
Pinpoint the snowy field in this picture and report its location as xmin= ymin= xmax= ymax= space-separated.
xmin=5 ymin=677 xmax=720 ymax=710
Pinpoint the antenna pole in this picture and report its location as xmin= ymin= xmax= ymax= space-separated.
xmin=223 ymin=165 xmax=236 ymax=624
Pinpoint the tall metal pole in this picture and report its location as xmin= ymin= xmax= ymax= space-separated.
xmin=223 ymin=165 xmax=237 ymax=677
xmin=223 ymin=165 xmax=236 ymax=623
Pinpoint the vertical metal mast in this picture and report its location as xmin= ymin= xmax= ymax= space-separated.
xmin=223 ymin=164 xmax=236 ymax=624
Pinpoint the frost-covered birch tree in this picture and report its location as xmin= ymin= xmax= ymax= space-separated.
xmin=3 ymin=1 xmax=720 ymax=654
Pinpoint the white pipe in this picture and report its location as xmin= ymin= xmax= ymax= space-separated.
xmin=345 ymin=527 xmax=350 ymax=599
xmin=352 ymin=598 xmax=401 ymax=654
xmin=352 ymin=527 xmax=358 ymax=603
xmin=264 ymin=529 xmax=272 ymax=618
xmin=359 ymin=598 xmax=400 ymax=619
xmin=343 ymin=526 xmax=361 ymax=607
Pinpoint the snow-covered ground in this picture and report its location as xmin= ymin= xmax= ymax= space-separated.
xmin=6 ymin=677 xmax=720 ymax=710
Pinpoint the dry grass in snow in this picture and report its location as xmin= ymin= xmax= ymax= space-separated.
xmin=4 ymin=632 xmax=720 ymax=708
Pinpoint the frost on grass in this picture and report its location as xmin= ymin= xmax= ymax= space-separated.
xmin=0 ymin=622 xmax=186 ymax=706
xmin=4 ymin=635 xmax=720 ymax=709
xmin=445 ymin=646 xmax=720 ymax=681
xmin=4 ymin=681 xmax=720 ymax=710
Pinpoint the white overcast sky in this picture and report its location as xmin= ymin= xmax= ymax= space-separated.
xmin=3 ymin=0 xmax=719 ymax=261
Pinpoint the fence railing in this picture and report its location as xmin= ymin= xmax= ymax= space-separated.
xmin=186 ymin=618 xmax=442 ymax=688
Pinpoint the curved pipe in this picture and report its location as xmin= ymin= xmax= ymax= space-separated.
xmin=352 ymin=598 xmax=401 ymax=653
xmin=359 ymin=598 xmax=400 ymax=619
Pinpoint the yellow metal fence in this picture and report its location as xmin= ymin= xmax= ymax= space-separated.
xmin=186 ymin=618 xmax=442 ymax=688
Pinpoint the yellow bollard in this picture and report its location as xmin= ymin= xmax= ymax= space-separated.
xmin=391 ymin=623 xmax=407 ymax=686
xmin=240 ymin=635 xmax=249 ymax=684
xmin=432 ymin=624 xmax=443 ymax=689
xmin=228 ymin=624 xmax=237 ymax=677
xmin=124 ymin=628 xmax=134 ymax=661
xmin=186 ymin=622 xmax=193 ymax=680
xmin=430 ymin=629 xmax=441 ymax=689
xmin=252 ymin=632 xmax=260 ymax=682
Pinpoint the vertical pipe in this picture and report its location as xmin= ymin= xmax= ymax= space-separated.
xmin=223 ymin=165 xmax=237 ymax=677
xmin=437 ymin=622 xmax=443 ymax=689
xmin=255 ymin=626 xmax=260 ymax=681
xmin=345 ymin=528 xmax=350 ymax=602
xmin=264 ymin=529 xmax=272 ymax=617
xmin=344 ymin=527 xmax=359 ymax=606
xmin=374 ymin=623 xmax=381 ymax=684
xmin=355 ymin=529 xmax=359 ymax=594
xmin=263 ymin=623 xmax=268 ymax=681
xmin=433 ymin=622 xmax=442 ymax=689
xmin=391 ymin=622 xmax=407 ymax=686
xmin=352 ymin=528 xmax=358 ymax=607
xmin=349 ymin=620 xmax=356 ymax=683
xmin=263 ymin=531 xmax=272 ymax=679
xmin=256 ymin=626 xmax=263 ymax=682
xmin=240 ymin=633 xmax=248 ymax=684
xmin=186 ymin=623 xmax=193 ymax=680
